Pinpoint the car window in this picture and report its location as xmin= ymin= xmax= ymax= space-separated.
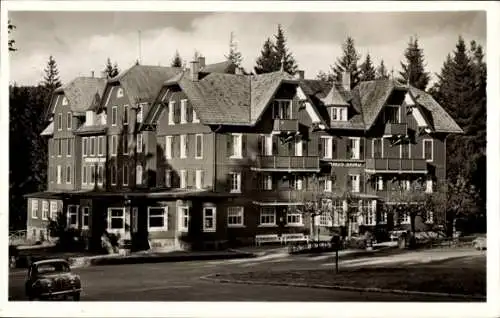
xmin=36 ymin=262 xmax=70 ymax=275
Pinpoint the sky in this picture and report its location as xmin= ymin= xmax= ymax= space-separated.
xmin=8 ymin=10 xmax=486 ymax=86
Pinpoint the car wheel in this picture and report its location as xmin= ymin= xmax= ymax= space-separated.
xmin=72 ymin=292 xmax=80 ymax=301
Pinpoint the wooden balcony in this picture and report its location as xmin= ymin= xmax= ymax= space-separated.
xmin=255 ymin=190 xmax=308 ymax=203
xmin=365 ymin=158 xmax=427 ymax=174
xmin=252 ymin=156 xmax=320 ymax=172
xmin=273 ymin=119 xmax=299 ymax=132
xmin=384 ymin=122 xmax=408 ymax=136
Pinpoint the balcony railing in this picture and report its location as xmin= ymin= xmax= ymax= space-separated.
xmin=384 ymin=122 xmax=408 ymax=136
xmin=365 ymin=158 xmax=427 ymax=173
xmin=273 ymin=119 xmax=299 ymax=132
xmin=253 ymin=155 xmax=320 ymax=171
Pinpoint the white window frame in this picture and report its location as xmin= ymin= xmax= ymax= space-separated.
xmin=123 ymin=104 xmax=129 ymax=125
xmin=400 ymin=211 xmax=410 ymax=225
xmin=98 ymin=136 xmax=104 ymax=156
xmin=168 ymin=101 xmax=175 ymax=125
xmin=320 ymin=136 xmax=332 ymax=159
xmin=178 ymin=206 xmax=190 ymax=232
xmin=180 ymin=169 xmax=187 ymax=189
xmin=229 ymin=172 xmax=242 ymax=193
xmin=292 ymin=175 xmax=303 ymax=190
xmin=348 ymin=137 xmax=360 ymax=160
xmin=67 ymin=205 xmax=79 ymax=228
xmin=426 ymin=210 xmax=434 ymax=224
xmin=82 ymin=207 xmax=90 ymax=229
xmin=107 ymin=207 xmax=125 ymax=233
xmin=98 ymin=164 xmax=105 ymax=186
xmin=180 ymin=99 xmax=187 ymax=124
xmin=57 ymin=139 xmax=62 ymax=157
xmin=137 ymin=134 xmax=143 ymax=153
xmin=260 ymin=174 xmax=273 ymax=190
xmin=331 ymin=107 xmax=347 ymax=121
xmin=111 ymin=106 xmax=118 ymax=126
xmin=57 ymin=113 xmax=62 ymax=131
xmin=136 ymin=165 xmax=143 ymax=185
xmin=372 ymin=138 xmax=384 ymax=158
xmin=323 ymin=178 xmax=332 ymax=192
xmin=123 ymin=164 xmax=129 ymax=186
xmin=89 ymin=165 xmax=95 ymax=184
xmin=50 ymin=201 xmax=58 ymax=220
xmin=117 ymin=88 xmax=124 ymax=98
xmin=147 ymin=206 xmax=168 ymax=232
xmin=180 ymin=134 xmax=187 ymax=158
xmin=196 ymin=170 xmax=204 ymax=189
xmin=165 ymin=169 xmax=171 ymax=187
xmin=203 ymin=207 xmax=216 ymax=232
xmin=65 ymin=165 xmax=71 ymax=184
xmin=165 ymin=136 xmax=172 ymax=159
xmin=402 ymin=178 xmax=411 ymax=191
xmin=376 ymin=176 xmax=384 ymax=191
xmin=227 ymin=206 xmax=245 ymax=227
xmin=62 ymin=96 xmax=68 ymax=106
xmin=272 ymin=99 xmax=293 ymax=119
xmin=259 ymin=207 xmax=276 ymax=226
xmin=295 ymin=136 xmax=303 ymax=156
xmin=82 ymin=137 xmax=88 ymax=158
xmin=362 ymin=201 xmax=375 ymax=226
xmin=31 ymin=200 xmax=39 ymax=219
xmin=230 ymin=133 xmax=243 ymax=159
xmin=90 ymin=136 xmax=96 ymax=156
xmin=111 ymin=135 xmax=117 ymax=156
xmin=66 ymin=139 xmax=72 ymax=157
xmin=56 ymin=165 xmax=62 ymax=184
xmin=82 ymin=166 xmax=87 ymax=185
xmin=66 ymin=112 xmax=72 ymax=130
xmin=349 ymin=174 xmax=360 ymax=193
xmin=423 ymin=139 xmax=434 ymax=162
xmin=195 ymin=134 xmax=203 ymax=159
xmin=286 ymin=210 xmax=303 ymax=226
xmin=192 ymin=109 xmax=200 ymax=123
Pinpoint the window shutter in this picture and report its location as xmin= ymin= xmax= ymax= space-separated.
xmin=257 ymin=135 xmax=263 ymax=155
xmin=226 ymin=134 xmax=233 ymax=157
xmin=186 ymin=101 xmax=193 ymax=122
xmin=332 ymin=138 xmax=337 ymax=159
xmin=226 ymin=173 xmax=232 ymax=192
xmin=318 ymin=138 xmax=324 ymax=158
xmin=303 ymin=139 xmax=308 ymax=156
xmin=201 ymin=171 xmax=204 ymax=188
xmin=289 ymin=140 xmax=295 ymax=156
xmin=242 ymin=134 xmax=247 ymax=158
xmin=174 ymin=103 xmax=180 ymax=123
xmin=191 ymin=170 xmax=195 ymax=188
xmin=359 ymin=138 xmax=364 ymax=160
xmin=346 ymin=140 xmax=352 ymax=159
xmin=347 ymin=176 xmax=352 ymax=192
xmin=272 ymin=135 xmax=278 ymax=155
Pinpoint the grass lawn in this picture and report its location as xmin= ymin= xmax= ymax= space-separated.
xmin=216 ymin=255 xmax=486 ymax=297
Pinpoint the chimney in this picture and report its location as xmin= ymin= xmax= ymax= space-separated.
xmin=342 ymin=72 xmax=351 ymax=91
xmin=197 ymin=56 xmax=206 ymax=68
xmin=91 ymin=70 xmax=95 ymax=78
xmin=296 ymin=70 xmax=305 ymax=80
xmin=190 ymin=60 xmax=200 ymax=81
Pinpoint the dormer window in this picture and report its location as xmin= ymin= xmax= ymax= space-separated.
xmin=331 ymin=107 xmax=347 ymax=121
xmin=117 ymin=88 xmax=124 ymax=98
xmin=384 ymin=106 xmax=400 ymax=124
xmin=62 ymin=97 xmax=68 ymax=106
xmin=272 ymin=100 xmax=292 ymax=120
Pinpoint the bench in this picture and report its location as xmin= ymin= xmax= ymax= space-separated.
xmin=281 ymin=233 xmax=309 ymax=245
xmin=255 ymin=234 xmax=281 ymax=246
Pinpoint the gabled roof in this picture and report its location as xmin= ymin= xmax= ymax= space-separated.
xmin=52 ymin=77 xmax=107 ymax=114
xmin=109 ymin=64 xmax=183 ymax=105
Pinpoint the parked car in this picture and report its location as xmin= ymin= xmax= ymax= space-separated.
xmin=472 ymin=236 xmax=487 ymax=250
xmin=25 ymin=259 xmax=81 ymax=300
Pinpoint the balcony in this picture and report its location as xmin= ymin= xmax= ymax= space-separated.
xmin=252 ymin=156 xmax=320 ymax=172
xmin=384 ymin=122 xmax=408 ymax=136
xmin=365 ymin=158 xmax=427 ymax=174
xmin=273 ymin=119 xmax=299 ymax=132
xmin=254 ymin=190 xmax=307 ymax=203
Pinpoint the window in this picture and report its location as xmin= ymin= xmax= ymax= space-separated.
xmin=229 ymin=172 xmax=241 ymax=193
xmin=178 ymin=169 xmax=186 ymax=189
xmin=196 ymin=170 xmax=204 ymax=189
xmin=192 ymin=109 xmax=200 ymax=123
xmin=384 ymin=106 xmax=400 ymax=124
xmin=376 ymin=176 xmax=384 ymax=191
xmin=178 ymin=206 xmax=190 ymax=232
xmin=67 ymin=112 xmax=72 ymax=130
xmin=107 ymin=208 xmax=125 ymax=231
xmin=168 ymin=101 xmax=175 ymax=125
xmin=57 ymin=113 xmax=62 ymax=131
xmin=57 ymin=165 xmax=62 ymax=184
xmin=123 ymin=105 xmax=129 ymax=125
xmin=137 ymin=104 xmax=144 ymax=123
xmin=295 ymin=136 xmax=303 ymax=156
xmin=423 ymin=139 xmax=433 ymax=162
xmin=165 ymin=169 xmax=171 ymax=187
xmin=401 ymin=178 xmax=411 ymax=191
xmin=227 ymin=207 xmax=244 ymax=227
xmin=66 ymin=139 xmax=72 ymax=157
xmin=401 ymin=143 xmax=410 ymax=159
xmin=426 ymin=210 xmax=434 ymax=224
xmin=57 ymin=139 xmax=62 ymax=157
xmin=98 ymin=165 xmax=104 ymax=186
xmin=349 ymin=174 xmax=360 ymax=193
xmin=362 ymin=201 xmax=375 ymax=226
xmin=180 ymin=99 xmax=187 ymax=124
xmin=50 ymin=201 xmax=58 ymax=220
xmin=319 ymin=213 xmax=332 ymax=227
xmin=291 ymin=175 xmax=303 ymax=190
xmin=31 ymin=200 xmax=39 ymax=219
xmin=89 ymin=165 xmax=95 ymax=184
xmin=228 ymin=133 xmax=242 ymax=158
xmin=67 ymin=205 xmax=78 ymax=227
xmin=195 ymin=134 xmax=203 ymax=159
xmin=332 ymin=200 xmax=343 ymax=226
xmin=123 ymin=134 xmax=128 ymax=155
xmin=426 ymin=176 xmax=433 ymax=193
xmin=111 ymin=106 xmax=118 ymax=126
xmin=82 ymin=166 xmax=87 ymax=185
xmin=319 ymin=136 xmax=332 ymax=159
xmin=372 ymin=138 xmax=383 ymax=158
xmin=82 ymin=207 xmax=89 ymax=229
xmin=165 ymin=136 xmax=172 ymax=159
xmin=148 ymin=207 xmax=168 ymax=231
xmin=399 ymin=211 xmax=410 ymax=224
xmin=136 ymin=165 xmax=143 ymax=185
xmin=111 ymin=135 xmax=117 ymax=156
xmin=379 ymin=209 xmax=387 ymax=224
xmin=137 ymin=134 xmax=143 ymax=153
xmin=348 ymin=137 xmax=360 ymax=159
xmin=180 ymin=134 xmax=187 ymax=158
xmin=331 ymin=107 xmax=347 ymax=121
xmin=272 ymin=100 xmax=292 ymax=119
xmin=203 ymin=207 xmax=216 ymax=232
xmin=123 ymin=164 xmax=129 ymax=186
xmin=286 ymin=210 xmax=303 ymax=226
xmin=260 ymin=174 xmax=272 ymax=190
xmin=260 ymin=207 xmax=276 ymax=226
xmin=62 ymin=96 xmax=68 ymax=105
xmin=90 ymin=137 xmax=96 ymax=156
xmin=258 ymin=134 xmax=273 ymax=156
xmin=321 ymin=177 xmax=332 ymax=192
xmin=66 ymin=165 xmax=71 ymax=184
xmin=98 ymin=136 xmax=104 ymax=156
xmin=82 ymin=138 xmax=88 ymax=157
xmin=117 ymin=88 xmax=124 ymax=98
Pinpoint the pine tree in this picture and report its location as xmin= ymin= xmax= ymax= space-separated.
xmin=273 ymin=24 xmax=298 ymax=75
xmin=375 ymin=60 xmax=390 ymax=80
xmin=225 ymin=32 xmax=243 ymax=67
xmin=8 ymin=20 xmax=17 ymax=52
xmin=316 ymin=70 xmax=335 ymax=82
xmin=332 ymin=36 xmax=361 ymax=89
xmin=103 ymin=58 xmax=120 ymax=78
xmin=254 ymin=37 xmax=279 ymax=74
xmin=359 ymin=53 xmax=376 ymax=81
xmin=171 ymin=50 xmax=183 ymax=67
xmin=398 ymin=36 xmax=430 ymax=90
xmin=42 ymin=56 xmax=62 ymax=92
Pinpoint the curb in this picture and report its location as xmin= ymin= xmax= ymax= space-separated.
xmin=200 ymin=274 xmax=486 ymax=301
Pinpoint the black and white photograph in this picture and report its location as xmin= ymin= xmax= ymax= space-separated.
xmin=2 ymin=1 xmax=499 ymax=317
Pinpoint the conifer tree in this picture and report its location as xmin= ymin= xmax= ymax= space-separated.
xmin=398 ymin=36 xmax=430 ymax=90
xmin=225 ymin=32 xmax=243 ymax=67
xmin=375 ymin=60 xmax=390 ymax=80
xmin=332 ymin=36 xmax=361 ymax=89
xmin=42 ymin=56 xmax=62 ymax=92
xmin=254 ymin=37 xmax=279 ymax=74
xmin=359 ymin=53 xmax=376 ymax=81
xmin=103 ymin=58 xmax=120 ymax=78
xmin=273 ymin=24 xmax=298 ymax=75
xmin=171 ymin=50 xmax=183 ymax=67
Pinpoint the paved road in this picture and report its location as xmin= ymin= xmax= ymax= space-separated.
xmin=9 ymin=248 xmax=483 ymax=301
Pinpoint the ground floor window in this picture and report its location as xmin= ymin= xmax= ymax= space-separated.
xmin=178 ymin=206 xmax=189 ymax=232
xmin=67 ymin=205 xmax=79 ymax=227
xmin=42 ymin=201 xmax=49 ymax=220
xmin=82 ymin=207 xmax=90 ymax=229
xmin=398 ymin=210 xmax=410 ymax=224
xmin=361 ymin=201 xmax=375 ymax=226
xmin=260 ymin=207 xmax=276 ymax=226
xmin=332 ymin=200 xmax=343 ymax=226
xmin=227 ymin=206 xmax=244 ymax=227
xmin=319 ymin=213 xmax=332 ymax=226
xmin=203 ymin=207 xmax=216 ymax=232
xmin=286 ymin=210 xmax=303 ymax=226
xmin=50 ymin=201 xmax=58 ymax=220
xmin=147 ymin=207 xmax=168 ymax=231
xmin=379 ymin=210 xmax=387 ymax=224
xmin=426 ymin=210 xmax=434 ymax=223
xmin=31 ymin=200 xmax=39 ymax=219
xmin=107 ymin=208 xmax=125 ymax=232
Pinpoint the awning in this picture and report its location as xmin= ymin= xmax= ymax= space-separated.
xmin=40 ymin=122 xmax=54 ymax=136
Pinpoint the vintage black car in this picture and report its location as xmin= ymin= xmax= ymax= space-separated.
xmin=25 ymin=259 xmax=82 ymax=300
